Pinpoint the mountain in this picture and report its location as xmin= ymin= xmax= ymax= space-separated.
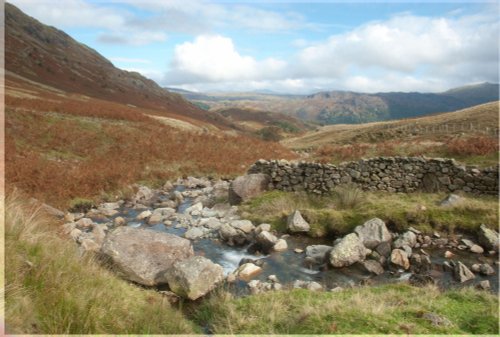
xmin=4 ymin=2 xmax=229 ymax=128
xmin=177 ymin=83 xmax=499 ymax=124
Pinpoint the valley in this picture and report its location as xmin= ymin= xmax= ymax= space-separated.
xmin=3 ymin=2 xmax=499 ymax=336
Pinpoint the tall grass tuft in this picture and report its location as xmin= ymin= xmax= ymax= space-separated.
xmin=4 ymin=191 xmax=198 ymax=334
xmin=332 ymin=184 xmax=364 ymax=209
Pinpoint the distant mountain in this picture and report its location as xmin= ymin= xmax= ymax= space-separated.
xmin=5 ymin=3 xmax=228 ymax=127
xmin=176 ymin=83 xmax=499 ymax=124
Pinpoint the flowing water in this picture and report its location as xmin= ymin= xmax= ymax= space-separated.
xmin=92 ymin=185 xmax=499 ymax=294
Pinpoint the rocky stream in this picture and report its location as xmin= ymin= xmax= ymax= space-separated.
xmin=62 ymin=175 xmax=499 ymax=302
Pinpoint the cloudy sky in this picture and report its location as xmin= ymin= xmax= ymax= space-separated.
xmin=9 ymin=0 xmax=500 ymax=94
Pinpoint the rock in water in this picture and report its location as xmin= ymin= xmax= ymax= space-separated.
xmin=101 ymin=227 xmax=194 ymax=286
xmin=273 ymin=239 xmax=288 ymax=252
xmin=228 ymin=174 xmax=270 ymax=205
xmin=287 ymin=210 xmax=310 ymax=233
xmin=328 ymin=233 xmax=368 ymax=268
xmin=305 ymin=245 xmax=333 ymax=264
xmin=354 ymin=218 xmax=392 ymax=249
xmin=359 ymin=260 xmax=384 ymax=275
xmin=256 ymin=231 xmax=278 ymax=251
xmin=453 ymin=261 xmax=475 ymax=283
xmin=236 ymin=263 xmax=263 ymax=281
xmin=390 ymin=249 xmax=410 ymax=270
xmin=477 ymin=224 xmax=499 ymax=252
xmin=165 ymin=256 xmax=224 ymax=300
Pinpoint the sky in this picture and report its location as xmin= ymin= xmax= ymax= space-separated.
xmin=8 ymin=0 xmax=500 ymax=94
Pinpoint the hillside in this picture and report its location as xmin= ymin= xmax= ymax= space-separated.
xmin=4 ymin=3 xmax=231 ymax=129
xmin=214 ymin=107 xmax=312 ymax=140
xmin=177 ymin=83 xmax=499 ymax=124
xmin=4 ymin=3 xmax=295 ymax=207
xmin=283 ymin=102 xmax=499 ymax=166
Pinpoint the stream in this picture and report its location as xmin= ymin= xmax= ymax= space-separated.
xmin=90 ymin=184 xmax=499 ymax=294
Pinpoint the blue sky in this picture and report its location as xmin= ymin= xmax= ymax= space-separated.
xmin=9 ymin=0 xmax=500 ymax=93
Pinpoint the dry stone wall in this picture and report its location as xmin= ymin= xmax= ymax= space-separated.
xmin=248 ymin=157 xmax=498 ymax=195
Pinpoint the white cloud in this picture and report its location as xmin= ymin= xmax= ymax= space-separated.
xmin=164 ymin=11 xmax=498 ymax=93
xmin=165 ymin=35 xmax=286 ymax=83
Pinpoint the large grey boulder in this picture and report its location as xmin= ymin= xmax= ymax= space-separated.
xmin=287 ymin=210 xmax=310 ymax=233
xmin=305 ymin=245 xmax=333 ymax=264
xmin=101 ymin=227 xmax=194 ymax=286
xmin=477 ymin=224 xmax=499 ymax=252
xmin=229 ymin=174 xmax=270 ymax=205
xmin=354 ymin=218 xmax=392 ymax=249
xmin=328 ymin=233 xmax=368 ymax=268
xmin=164 ymin=256 xmax=224 ymax=300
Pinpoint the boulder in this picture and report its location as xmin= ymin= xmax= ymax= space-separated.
xmin=273 ymin=239 xmax=288 ymax=252
xmin=287 ymin=210 xmax=310 ymax=233
xmin=479 ymin=264 xmax=495 ymax=276
xmin=184 ymin=202 xmax=203 ymax=215
xmin=236 ymin=263 xmax=262 ymax=281
xmin=305 ymin=245 xmax=333 ymax=264
xmin=165 ymin=256 xmax=224 ymax=300
xmin=477 ymin=225 xmax=499 ymax=252
xmin=453 ymin=261 xmax=475 ymax=283
xmin=390 ymin=249 xmax=410 ymax=270
xmin=230 ymin=220 xmax=255 ymax=233
xmin=229 ymin=174 xmax=270 ymax=205
xmin=147 ymin=213 xmax=163 ymax=225
xmin=393 ymin=231 xmax=417 ymax=249
xmin=470 ymin=244 xmax=484 ymax=254
xmin=256 ymin=231 xmax=278 ymax=251
xmin=75 ymin=218 xmax=94 ymax=230
xmin=328 ymin=233 xmax=368 ymax=268
xmin=100 ymin=227 xmax=194 ymax=286
xmin=354 ymin=218 xmax=392 ymax=249
xmin=219 ymin=223 xmax=248 ymax=246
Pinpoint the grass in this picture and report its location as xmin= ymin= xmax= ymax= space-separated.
xmin=195 ymin=284 xmax=498 ymax=334
xmin=4 ymin=191 xmax=199 ymax=334
xmin=240 ymin=189 xmax=499 ymax=237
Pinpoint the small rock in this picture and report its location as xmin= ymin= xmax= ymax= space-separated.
xmin=444 ymin=250 xmax=454 ymax=259
xmin=113 ymin=216 xmax=126 ymax=226
xmin=75 ymin=218 xmax=94 ymax=230
xmin=184 ymin=227 xmax=205 ymax=240
xmin=294 ymin=248 xmax=304 ymax=254
xmin=256 ymin=231 xmax=278 ymax=250
xmin=439 ymin=194 xmax=463 ymax=207
xmin=408 ymin=226 xmax=422 ymax=235
xmin=422 ymin=312 xmax=453 ymax=327
xmin=476 ymin=280 xmax=491 ymax=290
xmin=306 ymin=245 xmax=333 ymax=264
xmin=470 ymin=245 xmax=484 ymax=254
xmin=330 ymin=286 xmax=344 ymax=292
xmin=433 ymin=232 xmax=441 ymax=238
xmin=453 ymin=261 xmax=475 ymax=283
xmin=359 ymin=260 xmax=384 ymax=275
xmin=461 ymin=238 xmax=475 ymax=248
xmin=306 ymin=281 xmax=323 ymax=291
xmin=226 ymin=273 xmax=236 ymax=283
xmin=255 ymin=223 xmax=271 ymax=234
xmin=147 ymin=213 xmax=163 ymax=225
xmin=273 ymin=239 xmax=288 ymax=252
xmin=268 ymin=275 xmax=279 ymax=283
xmin=236 ymin=263 xmax=262 ymax=281
xmin=393 ymin=231 xmax=417 ymax=249
xmin=136 ymin=210 xmax=152 ymax=220
xmin=390 ymin=249 xmax=410 ymax=270
xmin=479 ymin=264 xmax=495 ymax=276
xmin=287 ymin=210 xmax=310 ymax=233
xmin=471 ymin=264 xmax=481 ymax=273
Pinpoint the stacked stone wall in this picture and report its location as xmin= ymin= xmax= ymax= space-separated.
xmin=248 ymin=157 xmax=498 ymax=195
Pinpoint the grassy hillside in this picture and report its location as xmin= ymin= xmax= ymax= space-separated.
xmin=5 ymin=78 xmax=295 ymax=208
xmin=283 ymin=102 xmax=499 ymax=167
